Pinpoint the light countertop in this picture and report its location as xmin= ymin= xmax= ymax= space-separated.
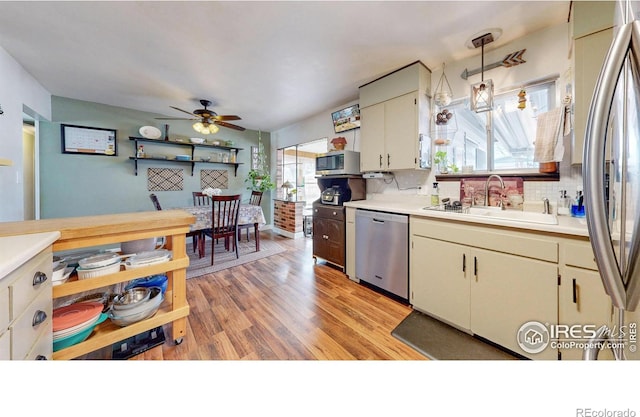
xmin=344 ymin=195 xmax=590 ymax=238
xmin=0 ymin=231 xmax=60 ymax=279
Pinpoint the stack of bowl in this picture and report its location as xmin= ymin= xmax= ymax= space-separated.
xmin=75 ymin=253 xmax=121 ymax=279
xmin=52 ymin=262 xmax=74 ymax=286
xmin=53 ymin=302 xmax=107 ymax=352
xmin=109 ymin=286 xmax=164 ymax=327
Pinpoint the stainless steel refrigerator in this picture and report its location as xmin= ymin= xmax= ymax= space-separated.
xmin=583 ymin=0 xmax=640 ymax=359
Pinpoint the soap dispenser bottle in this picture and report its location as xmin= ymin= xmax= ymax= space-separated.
xmin=431 ymin=182 xmax=440 ymax=206
xmin=571 ymin=186 xmax=586 ymax=217
xmin=557 ymin=190 xmax=570 ymax=216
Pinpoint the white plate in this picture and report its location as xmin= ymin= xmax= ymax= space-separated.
xmin=139 ymin=126 xmax=162 ymax=139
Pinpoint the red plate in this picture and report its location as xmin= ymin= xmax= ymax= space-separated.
xmin=53 ymin=302 xmax=103 ymax=332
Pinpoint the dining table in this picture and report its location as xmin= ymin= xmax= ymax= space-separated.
xmin=179 ymin=204 xmax=266 ymax=258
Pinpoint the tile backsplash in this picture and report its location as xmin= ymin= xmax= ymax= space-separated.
xmin=365 ymin=161 xmax=585 ymax=212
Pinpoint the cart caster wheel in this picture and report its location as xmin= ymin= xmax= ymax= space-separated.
xmin=313 ymin=256 xmax=317 ymax=264
xmin=174 ymin=338 xmax=183 ymax=345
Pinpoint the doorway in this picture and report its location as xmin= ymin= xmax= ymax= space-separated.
xmin=22 ymin=119 xmax=36 ymax=220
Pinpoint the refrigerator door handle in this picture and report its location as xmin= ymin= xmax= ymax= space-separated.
xmin=584 ymin=20 xmax=640 ymax=311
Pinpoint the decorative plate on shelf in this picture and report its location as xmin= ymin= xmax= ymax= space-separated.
xmin=139 ymin=126 xmax=162 ymax=139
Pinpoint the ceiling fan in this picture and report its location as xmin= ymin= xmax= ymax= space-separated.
xmin=156 ymin=99 xmax=246 ymax=133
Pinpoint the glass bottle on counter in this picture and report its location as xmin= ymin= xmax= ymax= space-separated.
xmin=431 ymin=182 xmax=440 ymax=206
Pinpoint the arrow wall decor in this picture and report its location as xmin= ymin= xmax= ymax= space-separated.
xmin=460 ymin=49 xmax=527 ymax=80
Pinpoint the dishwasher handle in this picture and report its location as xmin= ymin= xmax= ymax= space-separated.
xmin=372 ymin=218 xmax=385 ymax=224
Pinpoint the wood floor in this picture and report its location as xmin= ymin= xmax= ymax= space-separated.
xmin=85 ymin=231 xmax=425 ymax=360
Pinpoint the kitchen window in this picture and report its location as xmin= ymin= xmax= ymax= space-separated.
xmin=440 ymin=79 xmax=557 ymax=173
xmin=276 ymin=138 xmax=327 ymax=207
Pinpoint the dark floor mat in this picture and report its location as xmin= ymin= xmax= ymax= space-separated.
xmin=392 ymin=310 xmax=520 ymax=360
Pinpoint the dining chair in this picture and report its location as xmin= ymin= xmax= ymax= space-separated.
xmin=192 ymin=191 xmax=210 ymax=206
xmin=238 ymin=191 xmax=263 ymax=242
xmin=149 ymin=194 xmax=162 ymax=211
xmin=190 ymin=192 xmax=211 ymax=258
xmin=203 ymin=194 xmax=242 ymax=265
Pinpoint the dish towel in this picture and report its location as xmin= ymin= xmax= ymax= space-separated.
xmin=534 ymin=107 xmax=567 ymax=162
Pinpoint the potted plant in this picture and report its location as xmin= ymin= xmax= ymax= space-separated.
xmin=433 ymin=150 xmax=459 ymax=174
xmin=246 ymin=169 xmax=276 ymax=192
xmin=245 ymin=130 xmax=276 ymax=193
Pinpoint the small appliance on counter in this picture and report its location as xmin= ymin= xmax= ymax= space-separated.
xmin=321 ymin=185 xmax=346 ymax=206
xmin=316 ymin=175 xmax=365 ymax=206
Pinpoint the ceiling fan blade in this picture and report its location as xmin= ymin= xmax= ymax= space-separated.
xmin=154 ymin=117 xmax=198 ymax=121
xmin=215 ymin=120 xmax=246 ymax=131
xmin=170 ymin=106 xmax=199 ymax=117
xmin=212 ymin=115 xmax=241 ymax=121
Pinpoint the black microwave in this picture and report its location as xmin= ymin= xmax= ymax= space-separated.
xmin=315 ymin=150 xmax=360 ymax=176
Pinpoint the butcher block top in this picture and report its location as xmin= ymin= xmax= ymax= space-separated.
xmin=0 ymin=210 xmax=195 ymax=251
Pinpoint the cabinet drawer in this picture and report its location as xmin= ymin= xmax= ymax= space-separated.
xmin=0 ymin=329 xmax=10 ymax=360
xmin=564 ymin=242 xmax=598 ymax=271
xmin=24 ymin=327 xmax=53 ymax=360
xmin=9 ymin=249 xmax=52 ymax=321
xmin=313 ymin=206 xmax=345 ymax=221
xmin=10 ymin=288 xmax=52 ymax=360
xmin=0 ymin=287 xmax=9 ymax=331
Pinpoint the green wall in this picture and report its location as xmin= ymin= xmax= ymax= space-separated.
xmin=40 ymin=96 xmax=272 ymax=222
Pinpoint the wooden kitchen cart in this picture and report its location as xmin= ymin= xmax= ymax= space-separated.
xmin=0 ymin=210 xmax=194 ymax=360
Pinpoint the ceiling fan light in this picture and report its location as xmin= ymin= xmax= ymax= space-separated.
xmin=193 ymin=122 xmax=204 ymax=132
xmin=209 ymin=124 xmax=219 ymax=134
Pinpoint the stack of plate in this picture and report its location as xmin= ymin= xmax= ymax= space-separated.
xmin=53 ymin=302 xmax=107 ymax=352
xmin=124 ymin=249 xmax=171 ymax=270
xmin=76 ymin=253 xmax=121 ymax=279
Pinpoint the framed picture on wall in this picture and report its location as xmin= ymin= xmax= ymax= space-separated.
xmin=61 ymin=124 xmax=117 ymax=156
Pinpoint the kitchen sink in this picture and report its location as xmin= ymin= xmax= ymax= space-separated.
xmin=424 ymin=205 xmax=558 ymax=225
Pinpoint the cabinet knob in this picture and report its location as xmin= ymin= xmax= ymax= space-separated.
xmin=32 ymin=310 xmax=47 ymax=327
xmin=32 ymin=271 xmax=48 ymax=286
xmin=332 ymin=211 xmax=337 ymax=215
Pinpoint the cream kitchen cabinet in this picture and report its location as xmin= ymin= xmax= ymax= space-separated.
xmin=0 ymin=233 xmax=57 ymax=360
xmin=411 ymin=236 xmax=470 ymax=330
xmin=345 ymin=207 xmax=357 ymax=281
xmin=558 ymin=240 xmax=614 ymax=360
xmin=360 ymin=92 xmax=419 ymax=171
xmin=359 ymin=60 xmax=431 ymax=172
xmin=410 ymin=216 xmax=559 ymax=360
xmin=469 ymin=247 xmax=558 ymax=360
xmin=571 ymin=0 xmax=614 ymax=165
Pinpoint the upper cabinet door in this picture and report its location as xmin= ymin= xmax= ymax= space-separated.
xmin=360 ymin=103 xmax=386 ymax=172
xmin=385 ymin=91 xmax=418 ymax=170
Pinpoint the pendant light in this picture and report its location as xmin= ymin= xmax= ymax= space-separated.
xmin=470 ymin=32 xmax=495 ymax=113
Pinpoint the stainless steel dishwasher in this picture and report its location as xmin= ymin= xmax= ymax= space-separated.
xmin=355 ymin=209 xmax=409 ymax=300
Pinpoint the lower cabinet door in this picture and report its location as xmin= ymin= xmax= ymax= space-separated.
xmin=411 ymin=236 xmax=470 ymax=330
xmin=0 ymin=329 xmax=10 ymax=360
xmin=559 ymin=266 xmax=614 ymax=360
xmin=470 ymin=248 xmax=558 ymax=360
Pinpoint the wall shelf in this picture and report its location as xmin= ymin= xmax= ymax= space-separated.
xmin=129 ymin=137 xmax=243 ymax=176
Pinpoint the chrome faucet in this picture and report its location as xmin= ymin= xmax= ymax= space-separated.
xmin=485 ymin=174 xmax=506 ymax=209
xmin=542 ymin=198 xmax=550 ymax=214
